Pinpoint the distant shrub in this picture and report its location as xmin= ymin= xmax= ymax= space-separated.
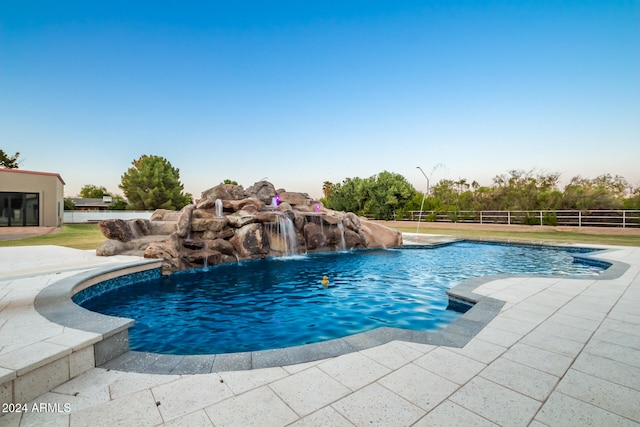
xmin=425 ymin=212 xmax=437 ymax=222
xmin=64 ymin=198 xmax=76 ymax=210
xmin=542 ymin=212 xmax=558 ymax=226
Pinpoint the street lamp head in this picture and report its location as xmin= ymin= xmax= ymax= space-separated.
xmin=416 ymin=166 xmax=428 ymax=180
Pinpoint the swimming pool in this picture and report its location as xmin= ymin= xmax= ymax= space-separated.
xmin=75 ymin=242 xmax=605 ymax=355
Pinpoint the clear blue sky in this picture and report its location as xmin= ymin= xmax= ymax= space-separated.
xmin=2 ymin=1 xmax=639 ymax=199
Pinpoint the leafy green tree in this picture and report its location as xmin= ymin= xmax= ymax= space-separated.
xmin=79 ymin=184 xmax=109 ymax=198
xmin=328 ymin=168 xmax=634 ymax=218
xmin=561 ymin=174 xmax=628 ymax=209
xmin=325 ymin=171 xmax=416 ymax=219
xmin=222 ymin=179 xmax=238 ymax=185
xmin=64 ymin=199 xmax=76 ymax=210
xmin=560 ymin=177 xmax=588 ymax=209
xmin=0 ymin=149 xmax=20 ymax=168
xmin=590 ymin=174 xmax=628 ymax=208
xmin=467 ymin=185 xmax=494 ymax=210
xmin=431 ymin=179 xmax=460 ymax=210
xmin=487 ymin=170 xmax=562 ymax=210
xmin=107 ymin=197 xmax=129 ymax=210
xmin=406 ymin=192 xmax=428 ymax=212
xmin=325 ymin=177 xmax=367 ymax=214
xmin=119 ymin=155 xmax=192 ymax=210
xmin=623 ymin=187 xmax=640 ymax=209
xmin=362 ymin=171 xmax=416 ymax=220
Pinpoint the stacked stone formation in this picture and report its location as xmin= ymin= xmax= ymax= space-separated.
xmin=96 ymin=181 xmax=402 ymax=274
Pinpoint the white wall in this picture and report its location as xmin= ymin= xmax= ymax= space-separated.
xmin=64 ymin=210 xmax=154 ymax=223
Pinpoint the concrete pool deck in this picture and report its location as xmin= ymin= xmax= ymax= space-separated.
xmin=1 ymin=240 xmax=640 ymax=425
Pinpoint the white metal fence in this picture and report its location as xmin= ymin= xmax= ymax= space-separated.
xmin=408 ymin=210 xmax=640 ymax=228
xmin=65 ymin=209 xmax=640 ymax=228
xmin=64 ymin=210 xmax=154 ymax=223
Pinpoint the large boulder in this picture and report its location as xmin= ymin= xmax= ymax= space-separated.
xmin=254 ymin=211 xmax=280 ymax=223
xmin=322 ymin=215 xmax=342 ymax=225
xmin=144 ymin=237 xmax=183 ymax=274
xmin=130 ymin=219 xmax=151 ymax=237
xmin=277 ymin=201 xmax=293 ymax=212
xmin=149 ymin=221 xmax=176 ymax=235
xmin=228 ymin=198 xmax=263 ymax=213
xmin=98 ymin=219 xmax=134 ymax=242
xmin=344 ymin=229 xmax=363 ymax=248
xmin=279 ymin=192 xmax=309 ymax=206
xmin=303 ymin=222 xmax=327 ymax=250
xmin=176 ymin=204 xmax=196 ymax=238
xmin=184 ymin=250 xmax=222 ymax=267
xmin=230 ymin=223 xmax=270 ymax=258
xmin=343 ymin=212 xmax=361 ymax=231
xmin=294 ymin=201 xmax=324 ymax=213
xmin=209 ymin=238 xmax=235 ymax=256
xmin=227 ymin=210 xmax=257 ymax=228
xmin=358 ymin=222 xmax=402 ymax=247
xmin=191 ymin=217 xmax=228 ymax=232
xmin=96 ymin=239 xmax=128 ymax=256
xmin=150 ymin=209 xmax=180 ymax=221
xmin=201 ymin=184 xmax=246 ymax=201
xmin=202 ymin=228 xmax=235 ymax=240
xmin=245 ymin=180 xmax=276 ymax=204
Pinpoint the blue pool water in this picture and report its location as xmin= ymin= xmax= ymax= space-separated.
xmin=77 ymin=242 xmax=605 ymax=355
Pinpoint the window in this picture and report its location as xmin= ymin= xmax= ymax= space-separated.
xmin=0 ymin=192 xmax=39 ymax=226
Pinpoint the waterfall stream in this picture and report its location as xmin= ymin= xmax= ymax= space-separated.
xmin=278 ymin=215 xmax=298 ymax=256
xmin=337 ymin=222 xmax=347 ymax=251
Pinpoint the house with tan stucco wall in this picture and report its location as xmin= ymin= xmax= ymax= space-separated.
xmin=0 ymin=169 xmax=65 ymax=227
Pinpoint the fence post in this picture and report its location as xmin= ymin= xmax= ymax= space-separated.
xmin=579 ymin=211 xmax=582 ymax=227
xmin=540 ymin=210 xmax=543 ymax=226
xmin=508 ymin=211 xmax=511 ymax=225
xmin=480 ymin=211 xmax=483 ymax=224
xmin=623 ymin=210 xmax=626 ymax=228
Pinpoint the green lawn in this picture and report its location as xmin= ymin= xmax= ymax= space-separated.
xmin=390 ymin=225 xmax=640 ymax=247
xmin=1 ymin=222 xmax=638 ymax=251
xmin=0 ymin=224 xmax=106 ymax=250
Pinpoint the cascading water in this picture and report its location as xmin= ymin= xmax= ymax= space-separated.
xmin=337 ymin=222 xmax=347 ymax=251
xmin=214 ymin=199 xmax=223 ymax=218
xmin=318 ymin=216 xmax=325 ymax=237
xmin=278 ymin=215 xmax=298 ymax=256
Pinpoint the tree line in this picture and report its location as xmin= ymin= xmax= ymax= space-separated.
xmin=323 ymin=170 xmax=640 ymax=220
xmin=5 ymin=147 xmax=639 ymax=215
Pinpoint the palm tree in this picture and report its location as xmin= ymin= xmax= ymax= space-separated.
xmin=455 ymin=178 xmax=469 ymax=194
xmin=322 ymin=181 xmax=333 ymax=198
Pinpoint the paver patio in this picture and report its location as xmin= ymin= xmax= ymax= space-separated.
xmin=1 ymin=239 xmax=639 ymax=426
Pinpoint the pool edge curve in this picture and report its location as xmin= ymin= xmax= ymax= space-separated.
xmin=34 ymin=243 xmax=630 ymax=375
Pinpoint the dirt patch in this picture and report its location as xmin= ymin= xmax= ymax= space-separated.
xmin=0 ymin=226 xmax=59 ymax=241
xmin=373 ymin=220 xmax=640 ymax=236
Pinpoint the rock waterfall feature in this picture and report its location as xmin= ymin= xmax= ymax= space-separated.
xmin=96 ymin=181 xmax=402 ymax=274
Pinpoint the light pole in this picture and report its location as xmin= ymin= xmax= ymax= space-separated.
xmin=416 ymin=166 xmax=430 ymax=233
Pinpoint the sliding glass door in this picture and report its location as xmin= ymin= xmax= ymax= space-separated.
xmin=0 ymin=192 xmax=39 ymax=226
xmin=0 ymin=193 xmax=8 ymax=226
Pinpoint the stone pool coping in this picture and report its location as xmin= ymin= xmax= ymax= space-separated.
xmin=33 ymin=242 xmax=630 ymax=375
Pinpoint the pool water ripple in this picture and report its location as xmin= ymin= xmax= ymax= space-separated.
xmin=76 ymin=242 xmax=605 ymax=355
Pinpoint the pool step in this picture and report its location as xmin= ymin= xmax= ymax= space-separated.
xmin=0 ymin=260 xmax=161 ymax=408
